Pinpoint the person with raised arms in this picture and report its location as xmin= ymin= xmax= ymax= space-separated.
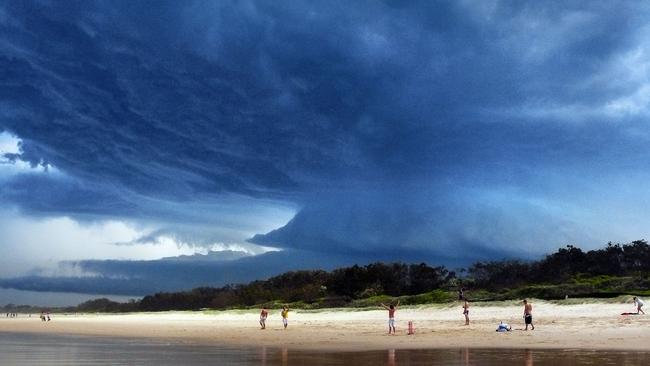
xmin=381 ymin=300 xmax=400 ymax=334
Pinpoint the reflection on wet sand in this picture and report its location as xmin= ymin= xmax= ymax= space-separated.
xmin=388 ymin=348 xmax=395 ymax=366
xmin=461 ymin=347 xmax=469 ymax=365
xmin=281 ymin=347 xmax=288 ymax=366
xmin=0 ymin=333 xmax=648 ymax=365
xmin=276 ymin=347 xmax=644 ymax=366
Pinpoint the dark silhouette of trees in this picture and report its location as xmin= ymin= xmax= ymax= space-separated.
xmin=76 ymin=298 xmax=138 ymax=312
xmin=467 ymin=240 xmax=650 ymax=292
xmin=11 ymin=240 xmax=647 ymax=313
xmin=325 ymin=263 xmax=451 ymax=298
xmin=468 ymin=260 xmax=532 ymax=290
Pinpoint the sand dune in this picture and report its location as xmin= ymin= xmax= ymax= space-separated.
xmin=1 ymin=300 xmax=648 ymax=351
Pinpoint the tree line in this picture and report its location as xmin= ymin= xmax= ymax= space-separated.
xmin=137 ymin=262 xmax=453 ymax=311
xmin=3 ymin=240 xmax=649 ymax=313
xmin=467 ymin=240 xmax=650 ymax=290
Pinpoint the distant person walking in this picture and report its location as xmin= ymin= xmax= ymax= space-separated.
xmin=281 ymin=306 xmax=290 ymax=329
xmin=633 ymin=296 xmax=645 ymax=315
xmin=381 ymin=300 xmax=400 ymax=334
xmin=462 ymin=299 xmax=470 ymax=325
xmin=523 ymin=299 xmax=534 ymax=330
xmin=260 ymin=307 xmax=268 ymax=329
xmin=458 ymin=287 xmax=465 ymax=301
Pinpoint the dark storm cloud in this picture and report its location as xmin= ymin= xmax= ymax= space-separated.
xmin=249 ymin=185 xmax=591 ymax=259
xmin=2 ymin=0 xmax=650 ymax=268
xmin=0 ymin=250 xmax=356 ymax=295
xmin=0 ymin=173 xmax=138 ymax=216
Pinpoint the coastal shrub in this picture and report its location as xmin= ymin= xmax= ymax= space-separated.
xmin=350 ymin=295 xmax=393 ymax=308
xmin=16 ymin=240 xmax=650 ymax=313
xmin=319 ymin=296 xmax=353 ymax=308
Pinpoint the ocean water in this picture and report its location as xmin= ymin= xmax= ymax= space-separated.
xmin=0 ymin=332 xmax=648 ymax=365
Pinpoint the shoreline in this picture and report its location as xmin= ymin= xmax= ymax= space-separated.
xmin=1 ymin=300 xmax=649 ymax=352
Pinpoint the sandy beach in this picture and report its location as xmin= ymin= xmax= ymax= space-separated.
xmin=1 ymin=300 xmax=649 ymax=351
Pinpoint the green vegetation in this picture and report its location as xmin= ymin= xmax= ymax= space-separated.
xmin=2 ymin=240 xmax=649 ymax=313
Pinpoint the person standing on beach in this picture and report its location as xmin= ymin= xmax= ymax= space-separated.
xmin=523 ymin=299 xmax=534 ymax=330
xmin=260 ymin=307 xmax=268 ymax=329
xmin=633 ymin=296 xmax=645 ymax=314
xmin=281 ymin=306 xmax=290 ymax=329
xmin=381 ymin=300 xmax=400 ymax=334
xmin=462 ymin=299 xmax=470 ymax=325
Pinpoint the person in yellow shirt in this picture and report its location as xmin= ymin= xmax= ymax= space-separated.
xmin=281 ymin=305 xmax=290 ymax=329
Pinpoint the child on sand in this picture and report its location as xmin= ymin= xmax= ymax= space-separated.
xmin=462 ymin=299 xmax=470 ymax=325
xmin=523 ymin=299 xmax=534 ymax=330
xmin=281 ymin=306 xmax=289 ymax=329
xmin=381 ymin=300 xmax=400 ymax=334
xmin=260 ymin=307 xmax=268 ymax=329
xmin=496 ymin=321 xmax=512 ymax=332
xmin=633 ymin=296 xmax=645 ymax=315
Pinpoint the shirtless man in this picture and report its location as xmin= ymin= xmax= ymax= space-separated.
xmin=381 ymin=300 xmax=400 ymax=334
xmin=259 ymin=307 xmax=268 ymax=329
xmin=523 ymin=299 xmax=535 ymax=330
xmin=462 ymin=299 xmax=470 ymax=325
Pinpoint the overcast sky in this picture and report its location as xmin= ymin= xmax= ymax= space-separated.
xmin=2 ymin=0 xmax=650 ymax=303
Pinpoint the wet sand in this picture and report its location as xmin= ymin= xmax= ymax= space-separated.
xmin=1 ymin=301 xmax=649 ymax=351
xmin=1 ymin=332 xmax=649 ymax=365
